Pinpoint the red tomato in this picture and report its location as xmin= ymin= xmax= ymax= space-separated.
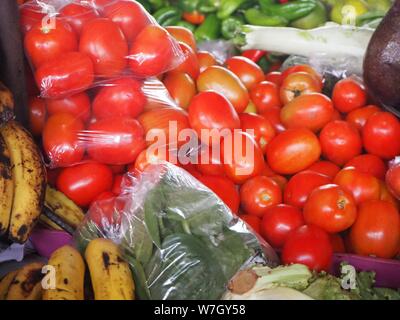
xmin=386 ymin=160 xmax=400 ymax=200
xmin=35 ymin=52 xmax=94 ymax=99
xmin=182 ymin=11 xmax=205 ymax=25
xmin=59 ymin=3 xmax=98 ymax=35
xmin=43 ymin=113 xmax=85 ymax=167
xmin=170 ymin=42 xmax=199 ymax=79
xmin=334 ymin=167 xmax=381 ymax=205
xmin=79 ymin=18 xmax=128 ymax=77
xmin=221 ymin=132 xmax=265 ymax=184
xmin=103 ymin=0 xmax=152 ymax=42
xmin=330 ymin=234 xmax=346 ymax=253
xmin=46 ymin=92 xmax=91 ymax=123
xmin=265 ymin=71 xmax=283 ymax=87
xmin=239 ymin=113 xmax=275 ymax=154
xmin=94 ymin=191 xmax=115 ymax=202
xmin=250 ymin=81 xmax=281 ymax=114
xmin=350 ymin=200 xmax=400 ymax=259
xmin=240 ymin=176 xmax=282 ymax=217
xmin=261 ymin=106 xmax=286 ymax=133
xmin=109 ymin=165 xmax=126 ymax=175
xmin=163 ymin=72 xmax=196 ymax=109
xmin=380 ymin=181 xmax=400 ymax=210
xmin=332 ymin=78 xmax=367 ymax=113
xmin=166 ymin=26 xmax=197 ymax=52
xmin=88 ymin=196 xmax=125 ymax=227
xmin=28 ymin=97 xmax=46 ymax=136
xmin=139 ymin=107 xmax=190 ymax=147
xmin=56 ymin=162 xmax=113 ymax=207
xmin=197 ymin=51 xmax=218 ymax=73
xmin=111 ymin=174 xmax=123 ymax=195
xmin=197 ymin=66 xmax=250 ymax=113
xmin=280 ymin=72 xmax=322 ymax=105
xmin=331 ymin=109 xmax=342 ymax=121
xmin=197 ymin=175 xmax=240 ymax=214
xmin=240 ymin=215 xmax=261 ymax=234
xmin=282 ymin=64 xmax=322 ymax=84
xmin=188 ymin=91 xmax=240 ymax=145
xmin=19 ymin=3 xmax=45 ymax=34
xmin=226 ymin=56 xmax=265 ymax=90
xmin=129 ymin=25 xmax=175 ymax=78
xmin=281 ymin=93 xmax=334 ymax=132
xmin=346 ymin=105 xmax=381 ymax=131
xmin=269 ymin=175 xmax=288 ymax=191
xmin=282 ymin=225 xmax=333 ymax=272
xmin=362 ymin=112 xmax=400 ymax=160
xmin=87 ymin=117 xmax=146 ymax=165
xmin=24 ymin=20 xmax=78 ymax=68
xmin=345 ymin=154 xmax=387 ymax=180
xmin=195 ymin=145 xmax=226 ymax=177
xmin=307 ymin=161 xmax=341 ymax=179
xmin=261 ymin=204 xmax=304 ymax=248
xmin=92 ymin=78 xmax=146 ymax=120
xmin=131 ymin=148 xmax=169 ymax=173
xmin=319 ymin=121 xmax=362 ymax=166
xmin=284 ymin=170 xmax=332 ymax=209
xmin=267 ymin=128 xmax=321 ymax=175
xmin=304 ymin=184 xmax=357 ymax=233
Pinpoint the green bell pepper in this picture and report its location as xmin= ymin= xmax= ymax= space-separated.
xmin=221 ymin=16 xmax=244 ymax=40
xmin=148 ymin=0 xmax=168 ymax=11
xmin=153 ymin=7 xmax=182 ymax=26
xmin=194 ymin=14 xmax=221 ymax=42
xmin=259 ymin=0 xmax=317 ymax=21
xmin=178 ymin=0 xmax=201 ymax=13
xmin=136 ymin=0 xmax=153 ymax=13
xmin=217 ymin=0 xmax=248 ymax=20
xmin=175 ymin=20 xmax=197 ymax=32
xmin=244 ymin=8 xmax=289 ymax=26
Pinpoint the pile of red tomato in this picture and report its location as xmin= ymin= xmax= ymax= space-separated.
xmin=23 ymin=1 xmax=400 ymax=272
xmin=156 ymin=27 xmax=400 ymax=272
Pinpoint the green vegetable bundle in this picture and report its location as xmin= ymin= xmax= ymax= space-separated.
xmin=75 ymin=163 xmax=276 ymax=300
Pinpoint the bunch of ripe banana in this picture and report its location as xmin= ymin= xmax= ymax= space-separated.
xmin=0 ymin=240 xmax=136 ymax=300
xmin=0 ymin=82 xmax=46 ymax=243
xmin=0 ymin=82 xmax=85 ymax=243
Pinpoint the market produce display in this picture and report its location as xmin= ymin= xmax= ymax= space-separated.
xmin=0 ymin=0 xmax=399 ymax=301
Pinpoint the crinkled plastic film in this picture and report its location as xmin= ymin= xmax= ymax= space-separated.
xmin=20 ymin=0 xmax=185 ymax=99
xmin=75 ymin=162 xmax=279 ymax=300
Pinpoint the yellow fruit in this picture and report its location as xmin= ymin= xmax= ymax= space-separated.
xmin=85 ymin=238 xmax=135 ymax=300
xmin=0 ymin=135 xmax=13 ymax=236
xmin=0 ymin=121 xmax=46 ymax=243
xmin=0 ymin=270 xmax=18 ymax=300
xmin=43 ymin=245 xmax=85 ymax=300
xmin=6 ymin=262 xmax=44 ymax=300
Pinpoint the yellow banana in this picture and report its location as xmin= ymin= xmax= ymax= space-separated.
xmin=39 ymin=214 xmax=64 ymax=232
xmin=0 ymin=135 xmax=13 ymax=235
xmin=0 ymin=270 xmax=18 ymax=300
xmin=85 ymin=238 xmax=135 ymax=300
xmin=0 ymin=82 xmax=14 ymax=124
xmin=45 ymin=186 xmax=85 ymax=229
xmin=6 ymin=262 xmax=44 ymax=300
xmin=0 ymin=121 xmax=46 ymax=243
xmin=43 ymin=245 xmax=85 ymax=300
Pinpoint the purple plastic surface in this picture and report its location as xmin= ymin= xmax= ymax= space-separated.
xmin=30 ymin=228 xmax=73 ymax=259
xmin=332 ymin=254 xmax=400 ymax=289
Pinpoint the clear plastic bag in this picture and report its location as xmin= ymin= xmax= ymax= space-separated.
xmin=20 ymin=0 xmax=184 ymax=99
xmin=75 ymin=162 xmax=279 ymax=300
xmin=40 ymin=75 xmax=180 ymax=168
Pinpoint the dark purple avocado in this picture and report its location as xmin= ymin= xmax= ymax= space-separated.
xmin=364 ymin=0 xmax=400 ymax=117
